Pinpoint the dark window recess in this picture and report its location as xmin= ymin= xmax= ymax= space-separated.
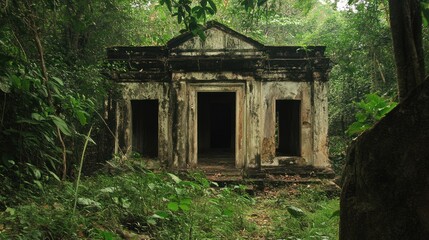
xmin=276 ymin=100 xmax=301 ymax=156
xmin=131 ymin=100 xmax=158 ymax=158
xmin=198 ymin=92 xmax=235 ymax=158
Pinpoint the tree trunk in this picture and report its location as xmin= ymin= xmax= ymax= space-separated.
xmin=389 ymin=0 xmax=425 ymax=100
xmin=340 ymin=78 xmax=429 ymax=240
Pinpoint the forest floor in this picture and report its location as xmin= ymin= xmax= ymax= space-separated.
xmin=240 ymin=184 xmax=340 ymax=239
xmin=0 ymin=162 xmax=340 ymax=239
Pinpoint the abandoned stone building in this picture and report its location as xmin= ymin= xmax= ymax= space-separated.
xmin=107 ymin=21 xmax=331 ymax=172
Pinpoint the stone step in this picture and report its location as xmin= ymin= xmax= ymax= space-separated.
xmin=247 ymin=166 xmax=335 ymax=179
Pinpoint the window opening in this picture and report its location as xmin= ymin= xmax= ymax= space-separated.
xmin=131 ymin=100 xmax=158 ymax=158
xmin=276 ymin=100 xmax=301 ymax=156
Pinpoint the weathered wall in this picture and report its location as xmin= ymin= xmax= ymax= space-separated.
xmin=115 ymin=82 xmax=172 ymax=165
xmin=109 ymin=21 xmax=331 ymax=170
xmin=259 ymin=80 xmax=329 ymax=167
xmin=115 ymin=78 xmax=329 ymax=169
xmin=312 ymin=79 xmax=329 ymax=167
xmin=260 ymin=82 xmax=311 ymax=165
xmin=246 ymin=80 xmax=262 ymax=168
xmin=171 ymin=27 xmax=264 ymax=58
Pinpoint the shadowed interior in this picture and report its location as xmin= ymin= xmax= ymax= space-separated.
xmin=276 ymin=99 xmax=301 ymax=156
xmin=131 ymin=100 xmax=158 ymax=158
xmin=198 ymin=92 xmax=236 ymax=166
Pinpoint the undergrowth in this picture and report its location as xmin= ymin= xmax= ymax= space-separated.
xmin=246 ymin=185 xmax=340 ymax=240
xmin=0 ymin=169 xmax=253 ymax=239
xmin=0 ymin=165 xmax=339 ymax=240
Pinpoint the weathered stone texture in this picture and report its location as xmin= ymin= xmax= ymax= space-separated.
xmin=107 ymin=21 xmax=331 ymax=171
xmin=340 ymin=78 xmax=429 ymax=240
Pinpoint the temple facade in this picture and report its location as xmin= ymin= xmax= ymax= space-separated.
xmin=107 ymin=21 xmax=331 ymax=170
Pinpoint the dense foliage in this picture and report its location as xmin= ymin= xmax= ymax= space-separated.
xmin=0 ymin=161 xmax=339 ymax=239
xmin=0 ymin=166 xmax=254 ymax=239
xmin=2 ymin=0 xmax=427 ymax=179
xmin=0 ymin=0 xmax=428 ymax=238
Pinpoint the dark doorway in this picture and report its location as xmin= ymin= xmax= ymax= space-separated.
xmin=131 ymin=100 xmax=158 ymax=158
xmin=276 ymin=100 xmax=301 ymax=156
xmin=198 ymin=92 xmax=236 ymax=165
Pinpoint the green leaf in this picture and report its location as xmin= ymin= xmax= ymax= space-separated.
xmin=100 ymin=187 xmax=117 ymax=193
xmin=166 ymin=0 xmax=172 ymax=11
xmin=21 ymin=77 xmax=30 ymax=92
xmin=208 ymin=0 xmax=217 ymax=12
xmin=120 ymin=198 xmax=131 ymax=208
xmin=379 ymin=102 xmax=397 ymax=116
xmin=32 ymin=167 xmax=42 ymax=179
xmin=355 ymin=112 xmax=367 ymax=122
xmin=148 ymin=183 xmax=156 ymax=190
xmin=153 ymin=210 xmax=169 ymax=219
xmin=179 ymin=203 xmax=190 ymax=211
xmin=184 ymin=4 xmax=191 ymax=13
xmin=31 ymin=113 xmax=45 ymax=121
xmin=33 ymin=180 xmax=43 ymax=190
xmin=180 ymin=180 xmax=201 ymax=189
xmin=5 ymin=207 xmax=15 ymax=216
xmin=180 ymin=198 xmax=192 ymax=205
xmin=76 ymin=110 xmax=88 ymax=125
xmin=178 ymin=13 xmax=183 ymax=24
xmin=47 ymin=170 xmax=61 ymax=182
xmin=51 ymin=76 xmax=64 ymax=86
xmin=50 ymin=115 xmax=72 ymax=136
xmin=147 ymin=218 xmax=157 ymax=225
xmin=222 ymin=208 xmax=233 ymax=216
xmin=167 ymin=173 xmax=182 ymax=183
xmin=9 ymin=74 xmax=21 ymax=89
xmin=16 ymin=119 xmax=41 ymax=125
xmin=168 ymin=201 xmax=179 ymax=211
xmin=207 ymin=7 xmax=215 ymax=15
xmin=346 ymin=121 xmax=369 ymax=136
xmin=257 ymin=0 xmax=267 ymax=6
xmin=330 ymin=209 xmax=340 ymax=219
xmin=78 ymin=197 xmax=102 ymax=208
xmin=193 ymin=6 xmax=203 ymax=13
xmin=100 ymin=231 xmax=116 ymax=240
xmin=287 ymin=205 xmax=305 ymax=218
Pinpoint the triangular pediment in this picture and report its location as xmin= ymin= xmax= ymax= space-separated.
xmin=167 ymin=21 xmax=264 ymax=52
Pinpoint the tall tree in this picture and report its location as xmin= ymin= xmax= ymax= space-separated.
xmin=389 ymin=0 xmax=426 ymax=100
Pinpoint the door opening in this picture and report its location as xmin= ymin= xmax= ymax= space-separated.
xmin=197 ymin=92 xmax=236 ymax=166
xmin=131 ymin=100 xmax=158 ymax=158
xmin=276 ymin=99 xmax=301 ymax=156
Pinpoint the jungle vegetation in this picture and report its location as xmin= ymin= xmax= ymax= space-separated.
xmin=0 ymin=0 xmax=427 ymax=239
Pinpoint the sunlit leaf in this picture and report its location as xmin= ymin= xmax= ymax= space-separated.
xmin=168 ymin=201 xmax=179 ymax=211
xmin=153 ymin=210 xmax=169 ymax=219
xmin=287 ymin=205 xmax=305 ymax=218
xmin=147 ymin=218 xmax=157 ymax=225
xmin=100 ymin=187 xmax=117 ymax=193
xmin=167 ymin=173 xmax=182 ymax=183
xmin=179 ymin=203 xmax=190 ymax=211
xmin=77 ymin=197 xmax=102 ymax=208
